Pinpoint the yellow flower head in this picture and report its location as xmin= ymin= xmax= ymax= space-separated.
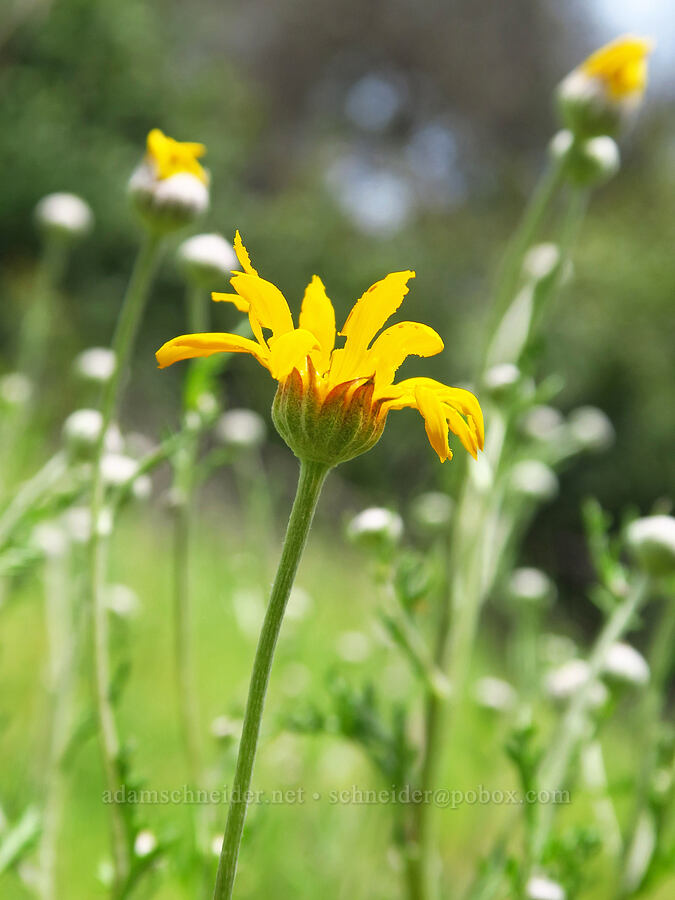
xmin=579 ymin=35 xmax=653 ymax=99
xmin=146 ymin=128 xmax=208 ymax=184
xmin=156 ymin=234 xmax=484 ymax=466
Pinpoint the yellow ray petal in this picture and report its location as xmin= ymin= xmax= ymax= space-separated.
xmin=156 ymin=332 xmax=268 ymax=370
xmin=267 ymin=329 xmax=320 ymax=381
xmin=368 ymin=321 xmax=444 ymax=388
xmin=414 ymin=386 xmax=452 ymax=463
xmin=383 ymin=376 xmax=484 ymax=449
xmin=446 ymin=407 xmax=478 ymax=459
xmin=146 ymin=129 xmax=207 ymax=183
xmin=212 ymin=292 xmax=250 ymax=313
xmin=332 ymin=270 xmax=415 ymax=382
xmin=299 ymin=275 xmax=336 ymax=374
xmin=230 ymin=272 xmax=294 ymax=339
xmin=581 ymin=36 xmax=653 ymax=97
xmin=233 ymin=230 xmax=258 ymax=275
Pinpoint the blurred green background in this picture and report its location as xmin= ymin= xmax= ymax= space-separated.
xmin=0 ymin=1 xmax=673 ymax=896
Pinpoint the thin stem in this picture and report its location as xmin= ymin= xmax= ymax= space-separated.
xmin=409 ymin=182 xmax=589 ymax=900
xmin=171 ymin=284 xmax=211 ymax=877
xmin=532 ymin=577 xmax=648 ymax=861
xmin=619 ymin=595 xmax=675 ymax=896
xmin=488 ymin=156 xmax=565 ymax=337
xmin=39 ymin=546 xmax=76 ymax=900
xmin=0 ymin=452 xmax=67 ymax=549
xmin=86 ymin=231 xmax=163 ymax=893
xmin=213 ymin=458 xmax=329 ymax=900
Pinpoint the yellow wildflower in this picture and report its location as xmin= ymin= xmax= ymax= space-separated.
xmin=580 ymin=36 xmax=653 ymax=100
xmin=157 ymin=233 xmax=484 ymax=465
xmin=146 ymin=128 xmax=208 ymax=183
xmin=557 ymin=35 xmax=653 ymax=139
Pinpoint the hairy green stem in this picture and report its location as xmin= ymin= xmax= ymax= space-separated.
xmin=86 ymin=231 xmax=163 ymax=893
xmin=172 ymin=284 xmax=210 ymax=879
xmin=619 ymin=595 xmax=675 ymax=895
xmin=213 ymin=458 xmax=329 ymax=899
xmin=532 ymin=577 xmax=648 ymax=861
xmin=409 ymin=184 xmax=588 ymax=900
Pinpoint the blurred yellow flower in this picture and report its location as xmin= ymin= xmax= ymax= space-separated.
xmin=579 ymin=35 xmax=653 ymax=99
xmin=157 ymin=233 xmax=484 ymax=464
xmin=146 ymin=128 xmax=208 ymax=183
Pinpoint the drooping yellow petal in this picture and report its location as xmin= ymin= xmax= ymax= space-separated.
xmin=146 ymin=128 xmax=208 ymax=183
xmin=233 ymin=230 xmax=258 ymax=275
xmin=368 ymin=321 xmax=444 ymax=388
xmin=445 ymin=406 xmax=478 ymax=459
xmin=211 ymin=292 xmax=250 ymax=313
xmin=267 ymin=329 xmax=320 ymax=381
xmin=331 ymin=270 xmax=415 ymax=383
xmin=580 ymin=35 xmax=653 ymax=98
xmin=382 ymin=376 xmax=484 ymax=450
xmin=230 ymin=273 xmax=295 ymax=340
xmin=299 ymin=275 xmax=336 ymax=375
xmin=414 ymin=386 xmax=452 ymax=463
xmin=156 ymin=332 xmax=269 ymax=370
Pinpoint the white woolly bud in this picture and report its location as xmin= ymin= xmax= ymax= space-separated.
xmin=215 ymin=408 xmax=266 ymax=450
xmin=625 ymin=515 xmax=675 ymax=577
xmin=35 ymin=192 xmax=93 ymax=240
xmin=0 ymin=373 xmax=32 ymax=407
xmin=335 ymin=630 xmax=371 ymax=663
xmin=73 ymin=347 xmax=116 ymax=385
xmin=520 ymin=405 xmax=565 ymax=444
xmin=177 ymin=233 xmax=238 ymax=286
xmin=510 ymin=460 xmax=559 ymax=502
xmin=410 ymin=492 xmax=453 ymax=533
xmin=566 ymin=406 xmax=615 ymax=453
xmin=346 ymin=507 xmax=403 ymax=548
xmin=509 ymin=567 xmax=555 ymax=608
xmin=545 ymin=659 xmax=608 ymax=708
xmin=474 ymin=677 xmax=516 ymax=712
xmin=603 ymin=642 xmax=650 ymax=687
xmin=133 ymin=830 xmax=157 ymax=858
xmin=526 ymin=875 xmax=566 ymax=900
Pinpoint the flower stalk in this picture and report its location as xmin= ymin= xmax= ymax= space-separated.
xmin=87 ymin=230 xmax=163 ymax=891
xmin=213 ymin=458 xmax=329 ymax=899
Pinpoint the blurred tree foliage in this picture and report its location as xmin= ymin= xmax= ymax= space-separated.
xmin=0 ymin=0 xmax=672 ymax=588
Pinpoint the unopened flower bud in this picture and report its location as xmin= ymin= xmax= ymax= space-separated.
xmin=177 ymin=233 xmax=237 ymax=287
xmin=106 ymin=584 xmax=140 ymax=618
xmin=566 ymin=406 xmax=615 ymax=453
xmin=509 ymin=567 xmax=555 ymax=609
xmin=545 ymin=659 xmax=608 ymax=708
xmin=550 ymin=130 xmax=620 ymax=187
xmin=0 ymin=372 xmax=32 ymax=407
xmin=522 ymin=243 xmax=561 ymax=283
xmin=73 ymin=347 xmax=116 ymax=385
xmin=409 ymin=491 xmax=453 ymax=533
xmin=510 ymin=460 xmax=559 ymax=502
xmin=128 ymin=129 xmax=209 ymax=233
xmin=100 ymin=454 xmax=150 ymax=499
xmin=474 ymin=676 xmax=516 ymax=712
xmin=35 ymin=192 xmax=93 ymax=241
xmin=520 ymin=405 xmax=565 ymax=444
xmin=346 ymin=507 xmax=403 ymax=550
xmin=526 ymin=875 xmax=566 ymax=900
xmin=483 ymin=363 xmax=523 ymax=402
xmin=62 ymin=409 xmax=104 ymax=458
xmin=215 ymin=408 xmax=266 ymax=450
xmin=625 ymin=515 xmax=675 ymax=577
xmin=133 ymin=830 xmax=157 ymax=858
xmin=62 ymin=506 xmax=112 ymax=543
xmin=603 ymin=642 xmax=649 ymax=687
